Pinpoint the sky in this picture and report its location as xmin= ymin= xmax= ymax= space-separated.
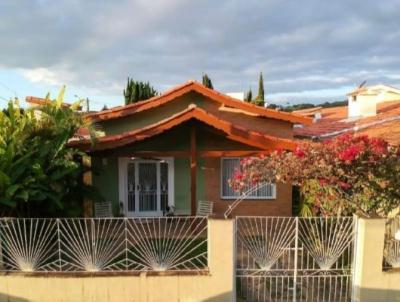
xmin=0 ymin=0 xmax=400 ymax=110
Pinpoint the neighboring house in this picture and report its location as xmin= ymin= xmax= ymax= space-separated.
xmin=29 ymin=81 xmax=311 ymax=217
xmin=347 ymin=84 xmax=400 ymax=118
xmin=294 ymin=84 xmax=400 ymax=144
xmin=26 ymin=96 xmax=83 ymax=110
xmin=26 ymin=96 xmax=90 ymax=140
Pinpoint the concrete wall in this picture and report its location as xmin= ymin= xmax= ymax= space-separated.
xmin=353 ymin=217 xmax=400 ymax=302
xmin=0 ymin=219 xmax=234 ymax=302
xmin=348 ymin=94 xmax=378 ymax=118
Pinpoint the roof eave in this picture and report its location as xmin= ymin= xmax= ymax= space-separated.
xmin=72 ymin=106 xmax=298 ymax=152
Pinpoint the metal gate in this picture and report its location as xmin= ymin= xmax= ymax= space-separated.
xmin=235 ymin=217 xmax=355 ymax=302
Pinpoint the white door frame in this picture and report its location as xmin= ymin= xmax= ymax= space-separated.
xmin=118 ymin=157 xmax=174 ymax=217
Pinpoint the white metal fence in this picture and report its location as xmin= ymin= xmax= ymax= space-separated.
xmin=383 ymin=216 xmax=400 ymax=270
xmin=0 ymin=217 xmax=208 ymax=273
xmin=235 ymin=216 xmax=355 ymax=302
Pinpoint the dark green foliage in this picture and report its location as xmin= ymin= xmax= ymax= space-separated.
xmin=123 ymin=77 xmax=158 ymax=105
xmin=202 ymin=74 xmax=213 ymax=89
xmin=253 ymin=72 xmax=265 ymax=107
xmin=267 ymin=100 xmax=348 ymax=112
xmin=286 ymin=103 xmax=315 ymax=111
xmin=244 ymin=89 xmax=253 ymax=103
xmin=266 ymin=103 xmax=281 ymax=110
xmin=0 ymin=89 xmax=102 ymax=217
xmin=318 ymin=100 xmax=347 ymax=108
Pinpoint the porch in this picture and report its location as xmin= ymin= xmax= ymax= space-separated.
xmin=89 ymin=121 xmax=289 ymax=218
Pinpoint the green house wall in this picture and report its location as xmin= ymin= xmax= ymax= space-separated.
xmin=173 ymin=158 xmax=204 ymax=213
xmin=92 ymin=156 xmax=205 ymax=215
xmin=173 ymin=158 xmax=190 ymax=212
xmin=92 ymin=156 xmax=119 ymax=214
xmin=101 ymin=93 xmax=200 ymax=136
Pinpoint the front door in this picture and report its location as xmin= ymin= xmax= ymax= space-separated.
xmin=137 ymin=161 xmax=158 ymax=215
xmin=120 ymin=158 xmax=173 ymax=217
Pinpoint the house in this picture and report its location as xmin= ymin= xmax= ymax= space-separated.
xmin=52 ymin=81 xmax=311 ymax=217
xmin=347 ymin=84 xmax=400 ymax=118
xmin=26 ymin=96 xmax=83 ymax=110
xmin=294 ymin=84 xmax=400 ymax=144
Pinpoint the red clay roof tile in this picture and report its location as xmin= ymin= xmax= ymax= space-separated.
xmin=294 ymin=101 xmax=400 ymax=144
xmin=71 ymin=105 xmax=298 ymax=152
xmin=86 ymin=81 xmax=312 ymax=125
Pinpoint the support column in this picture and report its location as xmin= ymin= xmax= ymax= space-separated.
xmin=190 ymin=127 xmax=197 ymax=215
xmin=353 ymin=217 xmax=400 ymax=302
xmin=206 ymin=218 xmax=235 ymax=301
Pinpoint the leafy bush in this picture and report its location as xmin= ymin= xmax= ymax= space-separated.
xmin=0 ymin=89 xmax=101 ymax=217
xmin=230 ymin=134 xmax=400 ymax=217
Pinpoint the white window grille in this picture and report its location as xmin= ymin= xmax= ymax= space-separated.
xmin=221 ymin=157 xmax=276 ymax=199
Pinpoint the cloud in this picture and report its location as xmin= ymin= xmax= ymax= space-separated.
xmin=0 ymin=0 xmax=400 ymax=105
xmin=18 ymin=68 xmax=69 ymax=86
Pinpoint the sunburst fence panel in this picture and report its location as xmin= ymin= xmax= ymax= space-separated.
xmin=0 ymin=217 xmax=208 ymax=273
xmin=235 ymin=216 xmax=355 ymax=302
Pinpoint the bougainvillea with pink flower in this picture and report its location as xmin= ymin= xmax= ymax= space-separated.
xmin=229 ymin=134 xmax=400 ymax=217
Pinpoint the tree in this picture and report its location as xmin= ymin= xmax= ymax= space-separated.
xmin=123 ymin=77 xmax=158 ymax=105
xmin=253 ymin=72 xmax=265 ymax=107
xmin=230 ymin=134 xmax=400 ymax=217
xmin=267 ymin=100 xmax=348 ymax=112
xmin=202 ymin=74 xmax=213 ymax=89
xmin=0 ymin=88 xmax=101 ymax=217
xmin=266 ymin=103 xmax=281 ymax=110
xmin=244 ymin=89 xmax=253 ymax=103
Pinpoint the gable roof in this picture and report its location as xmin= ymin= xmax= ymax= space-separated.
xmin=86 ymin=80 xmax=312 ymax=125
xmin=71 ymin=104 xmax=298 ymax=152
xmin=294 ymin=101 xmax=400 ymax=144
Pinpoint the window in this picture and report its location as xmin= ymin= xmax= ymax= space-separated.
xmin=221 ymin=158 xmax=276 ymax=199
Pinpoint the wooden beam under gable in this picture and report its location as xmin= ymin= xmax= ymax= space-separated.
xmin=90 ymin=150 xmax=272 ymax=158
xmin=190 ymin=127 xmax=197 ymax=216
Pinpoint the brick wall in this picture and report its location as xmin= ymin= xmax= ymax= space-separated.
xmin=203 ymin=157 xmax=292 ymax=217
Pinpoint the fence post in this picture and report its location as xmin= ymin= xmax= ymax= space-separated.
xmin=293 ymin=217 xmax=299 ymax=302
xmin=352 ymin=217 xmax=387 ymax=302
xmin=351 ymin=214 xmax=359 ymax=302
xmin=207 ymin=218 xmax=235 ymax=302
